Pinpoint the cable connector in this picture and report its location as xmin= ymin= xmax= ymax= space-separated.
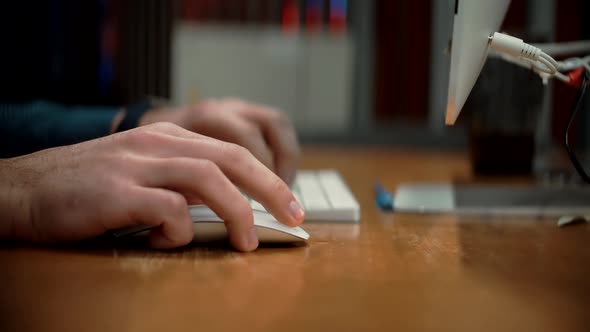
xmin=489 ymin=32 xmax=558 ymax=75
xmin=565 ymin=67 xmax=587 ymax=88
xmin=489 ymin=32 xmax=541 ymax=59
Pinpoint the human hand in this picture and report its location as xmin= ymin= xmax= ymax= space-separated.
xmin=139 ymin=98 xmax=300 ymax=185
xmin=0 ymin=123 xmax=305 ymax=251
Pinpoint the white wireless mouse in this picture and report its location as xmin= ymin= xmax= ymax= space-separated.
xmin=112 ymin=205 xmax=309 ymax=243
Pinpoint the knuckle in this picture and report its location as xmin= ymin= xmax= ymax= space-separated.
xmin=270 ymin=109 xmax=290 ymax=125
xmin=222 ymin=142 xmax=251 ymax=163
xmin=146 ymin=121 xmax=182 ymax=133
xmin=222 ymin=97 xmax=244 ymax=105
xmin=243 ymin=124 xmax=260 ymax=137
xmin=197 ymin=99 xmax=216 ymax=111
xmin=193 ymin=159 xmax=221 ymax=177
xmin=124 ymin=128 xmax=167 ymax=148
xmin=165 ymin=193 xmax=188 ymax=212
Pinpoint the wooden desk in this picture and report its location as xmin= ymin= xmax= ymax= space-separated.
xmin=1 ymin=147 xmax=589 ymax=332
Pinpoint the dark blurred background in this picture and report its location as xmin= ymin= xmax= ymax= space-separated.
xmin=0 ymin=0 xmax=588 ymax=171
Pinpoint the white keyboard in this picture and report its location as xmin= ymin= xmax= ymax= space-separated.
xmin=249 ymin=170 xmax=360 ymax=223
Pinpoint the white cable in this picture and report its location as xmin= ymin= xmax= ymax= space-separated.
xmin=540 ymin=52 xmax=559 ymax=71
xmin=490 ymin=50 xmax=569 ymax=84
xmin=488 ymin=33 xmax=590 ymax=85
xmin=536 ymin=56 xmax=555 ymax=75
xmin=489 ymin=33 xmax=539 ymax=58
xmin=493 ymin=51 xmax=544 ymax=74
xmin=559 ymin=56 xmax=590 ymax=71
xmin=489 ymin=32 xmax=558 ymax=76
xmin=532 ymin=40 xmax=590 ymax=57
xmin=553 ymin=71 xmax=571 ymax=84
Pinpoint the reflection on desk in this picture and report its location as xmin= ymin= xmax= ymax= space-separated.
xmin=0 ymin=147 xmax=589 ymax=332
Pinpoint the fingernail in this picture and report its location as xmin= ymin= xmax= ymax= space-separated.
xmin=247 ymin=227 xmax=259 ymax=249
xmin=289 ymin=199 xmax=305 ymax=222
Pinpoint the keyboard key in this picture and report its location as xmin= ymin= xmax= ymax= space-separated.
xmin=294 ymin=170 xmax=360 ymax=222
xmin=295 ymin=172 xmax=331 ymax=210
xmin=247 ymin=170 xmax=359 ymax=223
xmin=318 ymin=170 xmax=359 ymax=209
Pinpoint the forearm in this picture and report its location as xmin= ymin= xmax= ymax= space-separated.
xmin=0 ymin=101 xmax=120 ymax=157
xmin=0 ymin=158 xmax=31 ymax=239
xmin=0 ymin=102 xmax=123 ymax=238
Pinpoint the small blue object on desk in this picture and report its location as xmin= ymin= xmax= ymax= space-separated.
xmin=374 ymin=182 xmax=394 ymax=211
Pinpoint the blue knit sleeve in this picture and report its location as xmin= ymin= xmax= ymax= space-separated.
xmin=0 ymin=100 xmax=119 ymax=157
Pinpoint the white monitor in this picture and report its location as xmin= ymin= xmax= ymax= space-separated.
xmin=445 ymin=0 xmax=511 ymax=125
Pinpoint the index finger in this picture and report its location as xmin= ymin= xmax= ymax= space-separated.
xmin=195 ymin=139 xmax=305 ymax=227
xmin=150 ymin=130 xmax=305 ymax=227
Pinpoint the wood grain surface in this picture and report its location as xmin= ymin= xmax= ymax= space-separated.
xmin=1 ymin=147 xmax=589 ymax=332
